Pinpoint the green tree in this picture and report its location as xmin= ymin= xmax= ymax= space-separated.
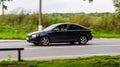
xmin=85 ymin=0 xmax=120 ymax=10
xmin=0 ymin=0 xmax=12 ymax=15
xmin=86 ymin=0 xmax=120 ymax=17
xmin=113 ymin=0 xmax=120 ymax=17
xmin=113 ymin=0 xmax=120 ymax=12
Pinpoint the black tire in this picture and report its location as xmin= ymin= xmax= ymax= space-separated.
xmin=39 ymin=37 xmax=50 ymax=46
xmin=79 ymin=36 xmax=88 ymax=45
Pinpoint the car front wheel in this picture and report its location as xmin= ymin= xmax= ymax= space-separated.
xmin=79 ymin=36 xmax=88 ymax=45
xmin=39 ymin=37 xmax=50 ymax=46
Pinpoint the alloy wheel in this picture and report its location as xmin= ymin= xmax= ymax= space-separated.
xmin=40 ymin=37 xmax=49 ymax=46
xmin=79 ymin=36 xmax=88 ymax=45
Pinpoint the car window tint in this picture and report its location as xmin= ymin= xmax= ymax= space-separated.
xmin=69 ymin=25 xmax=79 ymax=30
xmin=79 ymin=26 xmax=86 ymax=30
xmin=69 ymin=25 xmax=85 ymax=30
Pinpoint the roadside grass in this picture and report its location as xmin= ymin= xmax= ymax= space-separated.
xmin=0 ymin=33 xmax=27 ymax=39
xmin=93 ymin=32 xmax=120 ymax=38
xmin=0 ymin=55 xmax=120 ymax=67
xmin=0 ymin=32 xmax=120 ymax=39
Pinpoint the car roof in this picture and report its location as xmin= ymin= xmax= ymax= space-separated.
xmin=54 ymin=22 xmax=88 ymax=29
xmin=54 ymin=22 xmax=77 ymax=26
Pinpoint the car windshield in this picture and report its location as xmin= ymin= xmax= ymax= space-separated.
xmin=44 ymin=24 xmax=60 ymax=31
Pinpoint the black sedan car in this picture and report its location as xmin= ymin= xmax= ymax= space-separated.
xmin=26 ymin=23 xmax=92 ymax=46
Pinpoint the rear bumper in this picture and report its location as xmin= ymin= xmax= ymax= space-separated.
xmin=87 ymin=34 xmax=93 ymax=40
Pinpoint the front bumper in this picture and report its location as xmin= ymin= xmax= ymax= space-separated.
xmin=26 ymin=36 xmax=38 ymax=43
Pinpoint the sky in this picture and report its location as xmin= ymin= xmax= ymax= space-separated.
xmin=1 ymin=0 xmax=116 ymax=14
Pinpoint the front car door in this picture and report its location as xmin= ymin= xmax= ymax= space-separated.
xmin=49 ymin=24 xmax=69 ymax=42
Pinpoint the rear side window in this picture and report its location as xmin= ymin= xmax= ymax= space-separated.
xmin=68 ymin=24 xmax=86 ymax=30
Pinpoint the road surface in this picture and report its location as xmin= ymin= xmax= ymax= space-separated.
xmin=0 ymin=39 xmax=120 ymax=60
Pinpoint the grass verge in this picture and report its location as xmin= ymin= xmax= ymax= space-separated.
xmin=93 ymin=32 xmax=120 ymax=38
xmin=0 ymin=55 xmax=120 ymax=67
xmin=0 ymin=32 xmax=120 ymax=39
xmin=0 ymin=33 xmax=27 ymax=39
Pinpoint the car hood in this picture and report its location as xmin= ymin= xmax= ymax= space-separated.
xmin=27 ymin=31 xmax=42 ymax=35
xmin=27 ymin=31 xmax=48 ymax=36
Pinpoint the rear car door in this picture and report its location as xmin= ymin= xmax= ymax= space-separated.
xmin=67 ymin=24 xmax=81 ymax=41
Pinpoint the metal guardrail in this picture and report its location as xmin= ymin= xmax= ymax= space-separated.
xmin=0 ymin=48 xmax=24 ymax=61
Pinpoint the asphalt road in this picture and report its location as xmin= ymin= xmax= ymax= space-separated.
xmin=0 ymin=39 xmax=120 ymax=61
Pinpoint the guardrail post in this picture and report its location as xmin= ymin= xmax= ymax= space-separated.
xmin=18 ymin=50 xmax=21 ymax=61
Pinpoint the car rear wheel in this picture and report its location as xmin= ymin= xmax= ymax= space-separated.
xmin=39 ymin=37 xmax=50 ymax=46
xmin=79 ymin=36 xmax=88 ymax=45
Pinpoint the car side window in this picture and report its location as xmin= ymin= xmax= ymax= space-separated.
xmin=68 ymin=25 xmax=80 ymax=30
xmin=69 ymin=25 xmax=84 ymax=30
xmin=54 ymin=24 xmax=67 ymax=31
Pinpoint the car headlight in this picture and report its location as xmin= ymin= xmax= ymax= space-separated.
xmin=31 ymin=34 xmax=37 ymax=38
